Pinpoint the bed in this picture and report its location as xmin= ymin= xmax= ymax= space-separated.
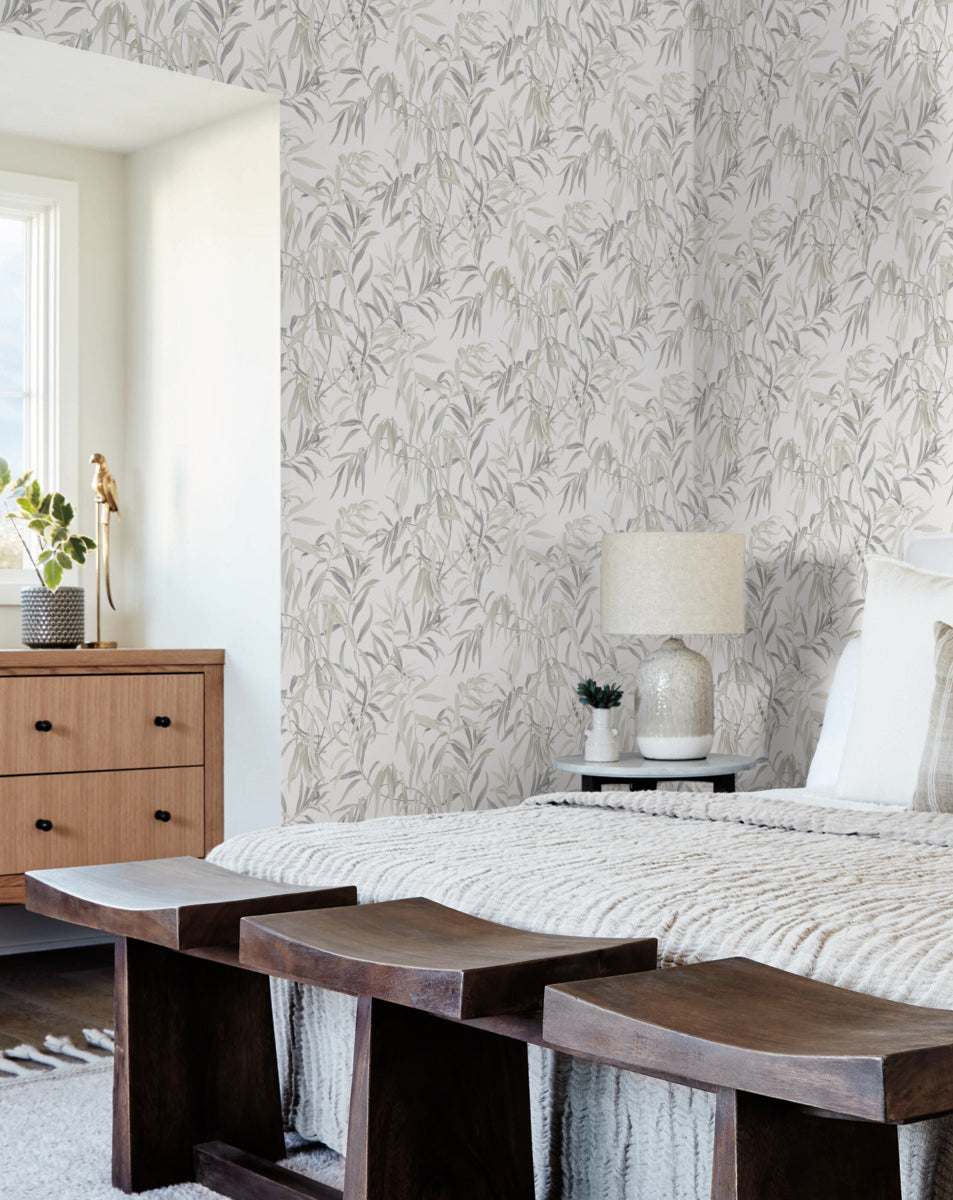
xmin=210 ymin=536 xmax=953 ymax=1200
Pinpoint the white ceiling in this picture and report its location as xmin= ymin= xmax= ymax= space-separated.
xmin=0 ymin=34 xmax=272 ymax=154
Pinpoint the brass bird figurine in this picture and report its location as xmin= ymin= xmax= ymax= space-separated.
xmin=90 ymin=453 xmax=119 ymax=611
xmin=90 ymin=452 xmax=120 ymax=517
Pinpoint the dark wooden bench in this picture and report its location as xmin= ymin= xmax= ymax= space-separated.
xmin=26 ymin=856 xmax=356 ymax=1194
xmin=237 ymin=896 xmax=657 ymax=1200
xmin=543 ymin=956 xmax=953 ymax=1200
xmin=27 ymin=860 xmax=659 ymax=1200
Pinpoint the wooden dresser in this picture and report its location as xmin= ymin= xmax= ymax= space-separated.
xmin=0 ymin=648 xmax=223 ymax=904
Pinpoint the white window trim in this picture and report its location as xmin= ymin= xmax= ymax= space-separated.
xmin=0 ymin=169 xmax=78 ymax=605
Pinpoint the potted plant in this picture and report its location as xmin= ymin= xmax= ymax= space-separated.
xmin=0 ymin=459 xmax=96 ymax=648
xmin=577 ymin=678 xmax=624 ymax=763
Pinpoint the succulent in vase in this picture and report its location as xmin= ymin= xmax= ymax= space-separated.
xmin=578 ymin=678 xmax=623 ymax=762
xmin=0 ymin=458 xmax=95 ymax=589
xmin=577 ymin=678 xmax=624 ymax=709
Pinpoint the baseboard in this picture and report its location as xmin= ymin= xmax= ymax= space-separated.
xmin=0 ymin=931 xmax=112 ymax=956
xmin=0 ymin=906 xmax=112 ymax=956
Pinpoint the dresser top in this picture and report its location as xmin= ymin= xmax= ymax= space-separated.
xmin=0 ymin=648 xmax=224 ymax=669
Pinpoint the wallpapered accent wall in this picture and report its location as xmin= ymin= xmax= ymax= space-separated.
xmin=4 ymin=0 xmax=948 ymax=816
xmin=693 ymin=0 xmax=953 ymax=784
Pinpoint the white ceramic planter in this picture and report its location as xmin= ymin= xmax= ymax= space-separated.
xmin=584 ymin=707 xmax=620 ymax=762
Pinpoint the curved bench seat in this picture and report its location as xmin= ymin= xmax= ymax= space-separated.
xmin=240 ymin=895 xmax=655 ymax=1019
xmin=544 ymin=955 xmax=953 ymax=1123
xmin=544 ymin=957 xmax=953 ymax=1200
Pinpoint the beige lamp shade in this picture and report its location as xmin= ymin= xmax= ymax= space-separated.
xmin=601 ymin=532 xmax=745 ymax=636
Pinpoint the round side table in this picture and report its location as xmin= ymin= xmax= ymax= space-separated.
xmin=553 ymin=752 xmax=758 ymax=793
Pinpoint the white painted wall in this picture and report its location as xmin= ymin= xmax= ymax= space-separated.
xmin=124 ymin=105 xmax=282 ymax=838
xmin=0 ymin=90 xmax=281 ymax=841
xmin=0 ymin=44 xmax=282 ymax=950
xmin=0 ymin=132 xmax=126 ymax=647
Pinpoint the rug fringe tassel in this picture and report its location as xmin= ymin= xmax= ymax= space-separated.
xmin=0 ymin=1056 xmax=33 ymax=1077
xmin=5 ymin=1043 xmax=65 ymax=1069
xmin=82 ymin=1028 xmax=114 ymax=1053
xmin=0 ymin=1029 xmax=114 ymax=1078
xmin=44 ymin=1035 xmax=101 ymax=1063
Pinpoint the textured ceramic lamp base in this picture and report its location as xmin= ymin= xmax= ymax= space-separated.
xmin=636 ymin=637 xmax=714 ymax=761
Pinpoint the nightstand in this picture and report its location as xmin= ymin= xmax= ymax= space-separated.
xmin=553 ymin=752 xmax=757 ymax=793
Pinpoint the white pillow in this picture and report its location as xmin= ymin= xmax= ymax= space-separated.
xmin=805 ymin=636 xmax=861 ymax=791
xmin=836 ymin=557 xmax=953 ymax=805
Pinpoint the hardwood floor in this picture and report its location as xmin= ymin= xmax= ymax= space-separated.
xmin=0 ymin=943 xmax=114 ymax=1051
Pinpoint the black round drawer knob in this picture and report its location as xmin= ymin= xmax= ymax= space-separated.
xmin=35 ymin=819 xmax=53 ymax=832
xmin=154 ymin=716 xmax=172 ymax=728
xmin=154 ymin=810 xmax=171 ymax=823
xmin=35 ymin=720 xmax=52 ymax=732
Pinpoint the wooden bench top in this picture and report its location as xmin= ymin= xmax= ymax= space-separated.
xmin=241 ymin=897 xmax=657 ymax=1021
xmin=26 ymin=856 xmax=356 ymax=950
xmin=543 ymin=957 xmax=953 ymax=1123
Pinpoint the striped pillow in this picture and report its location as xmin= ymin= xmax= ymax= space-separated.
xmin=914 ymin=621 xmax=953 ymax=812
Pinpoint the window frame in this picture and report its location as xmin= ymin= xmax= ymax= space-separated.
xmin=0 ymin=169 xmax=78 ymax=604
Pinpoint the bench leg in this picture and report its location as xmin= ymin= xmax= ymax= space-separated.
xmin=711 ymin=1087 xmax=901 ymax=1200
xmin=344 ymin=996 xmax=535 ymax=1200
xmin=113 ymin=937 xmax=285 ymax=1192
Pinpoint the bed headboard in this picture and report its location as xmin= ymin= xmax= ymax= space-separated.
xmin=904 ymin=534 xmax=953 ymax=574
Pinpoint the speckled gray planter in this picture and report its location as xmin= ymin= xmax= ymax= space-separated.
xmin=21 ymin=586 xmax=85 ymax=649
xmin=636 ymin=637 xmax=714 ymax=760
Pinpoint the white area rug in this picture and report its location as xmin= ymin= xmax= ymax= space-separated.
xmin=0 ymin=1051 xmax=345 ymax=1199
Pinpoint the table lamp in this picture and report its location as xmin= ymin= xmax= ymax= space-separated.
xmin=601 ymin=532 xmax=745 ymax=760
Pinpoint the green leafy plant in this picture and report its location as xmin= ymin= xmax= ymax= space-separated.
xmin=0 ymin=458 xmax=95 ymax=590
xmin=577 ymin=678 xmax=623 ymax=709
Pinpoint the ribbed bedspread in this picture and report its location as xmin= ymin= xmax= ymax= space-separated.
xmin=210 ymin=790 xmax=953 ymax=1199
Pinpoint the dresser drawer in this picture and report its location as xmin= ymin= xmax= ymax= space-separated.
xmin=0 ymin=673 xmax=204 ymax=776
xmin=0 ymin=766 xmax=204 ymax=873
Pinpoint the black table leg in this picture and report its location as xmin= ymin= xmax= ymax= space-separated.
xmin=581 ymin=774 xmax=736 ymax=793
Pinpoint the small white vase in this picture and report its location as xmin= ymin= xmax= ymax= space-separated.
xmin=584 ymin=708 xmax=619 ymax=762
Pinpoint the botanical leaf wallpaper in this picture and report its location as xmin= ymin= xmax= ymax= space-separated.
xmin=693 ymin=0 xmax=953 ymax=786
xmin=4 ymin=0 xmax=951 ymax=815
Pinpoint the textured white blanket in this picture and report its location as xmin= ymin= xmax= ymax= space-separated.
xmin=210 ymin=791 xmax=953 ymax=1199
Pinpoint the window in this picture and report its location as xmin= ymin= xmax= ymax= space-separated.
xmin=0 ymin=213 xmax=26 ymax=567
xmin=0 ymin=170 xmax=78 ymax=596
